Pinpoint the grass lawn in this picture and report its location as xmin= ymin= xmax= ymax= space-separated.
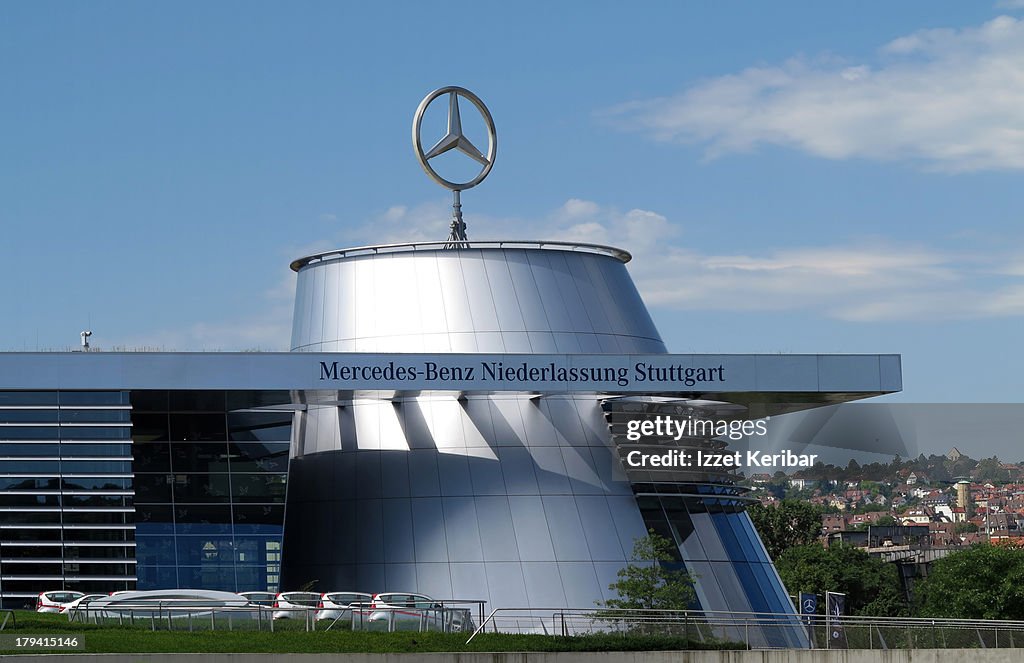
xmin=0 ymin=611 xmax=744 ymax=654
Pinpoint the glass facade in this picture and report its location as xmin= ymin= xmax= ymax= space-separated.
xmin=0 ymin=391 xmax=135 ymax=609
xmin=131 ymin=391 xmax=291 ymax=594
xmin=0 ymin=389 xmax=292 ymax=609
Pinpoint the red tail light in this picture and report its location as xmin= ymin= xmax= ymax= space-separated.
xmin=36 ymin=596 xmax=42 ymax=609
xmin=273 ymin=600 xmax=279 ymax=608
xmin=317 ymin=601 xmax=323 ymax=609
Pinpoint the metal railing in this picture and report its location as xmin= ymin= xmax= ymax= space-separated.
xmin=68 ymin=599 xmax=486 ymax=634
xmin=466 ymin=607 xmax=1024 ymax=650
xmin=289 ymin=240 xmax=633 ymax=271
xmin=321 ymin=600 xmax=484 ymax=634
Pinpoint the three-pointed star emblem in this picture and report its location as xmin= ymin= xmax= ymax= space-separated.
xmin=423 ymin=92 xmax=490 ymax=166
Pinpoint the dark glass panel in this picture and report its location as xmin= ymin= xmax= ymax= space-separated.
xmin=0 ymin=544 xmax=61 ymax=559
xmin=133 ymin=474 xmax=173 ymax=503
xmin=1 ymin=511 xmax=61 ymax=524
xmin=65 ymin=545 xmax=131 ymax=560
xmin=0 ymin=494 xmax=60 ymax=507
xmin=131 ymin=413 xmax=169 ymax=442
xmin=63 ymin=528 xmax=134 ymax=542
xmin=225 ymin=391 xmax=290 ymax=410
xmin=62 ymin=477 xmax=129 ymax=490
xmin=130 ymin=391 xmax=169 ymax=412
xmin=233 ymin=505 xmax=285 ymax=534
xmin=170 ymin=442 xmax=229 ymax=473
xmin=175 ymin=536 xmax=235 ymax=565
xmin=228 ymin=443 xmax=289 ymax=473
xmin=227 ymin=412 xmax=292 ymax=442
xmin=65 ymin=579 xmax=135 ymax=593
xmin=62 ymin=511 xmax=129 ymax=525
xmin=0 ymin=477 xmax=60 ymax=491
xmin=0 ymin=528 xmax=63 ymax=541
xmin=173 ymin=504 xmax=232 ymax=533
xmin=136 ymin=565 xmax=178 ymax=590
xmin=233 ymin=536 xmax=283 ymax=564
xmin=133 ymin=442 xmax=171 ymax=472
xmin=171 ymin=474 xmax=230 ymax=503
xmin=170 ymin=414 xmax=225 ymax=442
xmin=177 ymin=565 xmax=236 ymax=592
xmin=230 ymin=473 xmax=287 ymax=503
xmin=136 ymin=535 xmax=176 ymax=565
xmin=63 ymin=494 xmax=130 ymax=508
xmin=170 ymin=391 xmax=225 ymax=412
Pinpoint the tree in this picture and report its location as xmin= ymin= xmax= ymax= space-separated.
xmin=775 ymin=544 xmax=908 ymax=617
xmin=600 ymin=532 xmax=695 ymax=612
xmin=747 ymin=500 xmax=823 ymax=560
xmin=954 ymin=522 xmax=978 ymax=534
xmin=916 ymin=544 xmax=1024 ymax=620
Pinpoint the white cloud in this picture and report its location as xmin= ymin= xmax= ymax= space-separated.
xmin=119 ymin=196 xmax=1024 ymax=349
xmin=340 ymin=198 xmax=1024 ymax=323
xmin=607 ymin=16 xmax=1024 ymax=172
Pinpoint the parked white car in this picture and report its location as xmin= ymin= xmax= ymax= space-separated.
xmin=272 ymin=591 xmax=320 ymax=620
xmin=35 ymin=591 xmax=85 ymax=613
xmin=62 ymin=593 xmax=109 ymax=619
xmin=367 ymin=592 xmax=473 ymax=632
xmin=240 ymin=591 xmax=277 ymax=607
xmin=315 ymin=591 xmax=373 ymax=623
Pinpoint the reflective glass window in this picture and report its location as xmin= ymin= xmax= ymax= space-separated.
xmin=0 ymin=427 xmax=59 ymax=440
xmin=60 ymin=426 xmax=131 ymax=440
xmin=0 ymin=494 xmax=60 ymax=507
xmin=60 ymin=409 xmax=131 ymax=423
xmin=62 ymin=477 xmax=129 ymax=490
xmin=60 ymin=392 xmax=128 ymax=406
xmin=0 ymin=392 xmax=59 ymax=406
xmin=60 ymin=443 xmax=132 ymax=457
xmin=0 ymin=459 xmax=60 ymax=472
xmin=59 ymin=460 xmax=132 ymax=473
xmin=0 ymin=443 xmax=60 ymax=457
xmin=0 ymin=477 xmax=60 ymax=490
xmin=0 ymin=410 xmax=59 ymax=423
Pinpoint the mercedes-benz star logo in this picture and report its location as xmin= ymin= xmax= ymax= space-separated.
xmin=413 ymin=86 xmax=496 ymax=191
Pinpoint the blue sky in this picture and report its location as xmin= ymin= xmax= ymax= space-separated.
xmin=1 ymin=2 xmax=1022 ymax=402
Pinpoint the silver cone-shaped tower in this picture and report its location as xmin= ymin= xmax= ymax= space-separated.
xmin=283 ymin=241 xmax=805 ymax=647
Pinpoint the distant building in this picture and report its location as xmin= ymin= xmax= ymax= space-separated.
xmin=947 ymin=447 xmax=964 ymax=461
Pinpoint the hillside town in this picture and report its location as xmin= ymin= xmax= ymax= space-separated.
xmin=745 ymin=448 xmax=1024 ymax=549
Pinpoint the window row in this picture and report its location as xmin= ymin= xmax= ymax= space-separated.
xmin=0 ymin=392 xmax=127 ymax=407
xmin=134 ymin=442 xmax=289 ymax=473
xmin=134 ymin=473 xmax=286 ymax=504
xmin=132 ymin=412 xmax=292 ymax=443
xmin=0 ymin=443 xmax=132 ymax=457
xmin=0 ymin=410 xmax=131 ymax=424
